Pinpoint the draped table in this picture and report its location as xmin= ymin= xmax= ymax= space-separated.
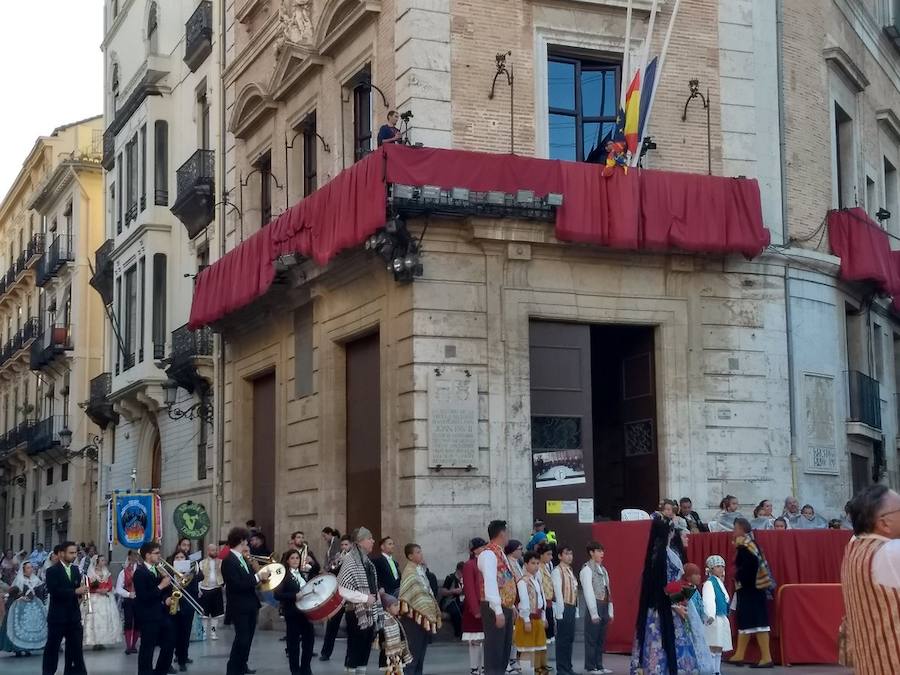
xmin=591 ymin=522 xmax=850 ymax=664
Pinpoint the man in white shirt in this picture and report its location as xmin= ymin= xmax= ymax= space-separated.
xmin=198 ymin=543 xmax=224 ymax=639
xmin=114 ymin=549 xmax=140 ymax=653
xmin=579 ymin=542 xmax=613 ymax=675
xmin=550 ymin=545 xmax=578 ymax=675
xmin=478 ymin=520 xmax=517 ymax=675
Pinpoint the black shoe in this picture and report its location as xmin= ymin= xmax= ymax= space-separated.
xmin=186 ymin=659 xmax=193 ymax=664
xmin=168 ymin=668 xmax=177 ymax=675
xmin=318 ymin=655 xmax=330 ymax=662
xmin=750 ymin=663 xmax=774 ymax=670
xmin=179 ymin=666 xmax=187 ymax=673
xmin=244 ymin=669 xmax=257 ymax=674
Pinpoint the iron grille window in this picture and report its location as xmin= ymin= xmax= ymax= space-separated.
xmin=353 ymin=83 xmax=372 ymax=162
xmin=303 ymin=113 xmax=318 ymax=196
xmin=256 ymin=151 xmax=272 ymax=226
xmin=61 ymin=462 xmax=68 ymax=481
xmin=154 ymin=121 xmax=168 ymax=206
xmin=547 ymin=53 xmax=621 ymax=163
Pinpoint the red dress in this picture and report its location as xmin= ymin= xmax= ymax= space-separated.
xmin=461 ymin=556 xmax=484 ymax=637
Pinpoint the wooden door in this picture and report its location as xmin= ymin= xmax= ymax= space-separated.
xmin=252 ymin=372 xmax=276 ymax=544
xmin=620 ymin=328 xmax=659 ymax=512
xmin=346 ymin=332 xmax=382 ymax=540
xmin=529 ymin=321 xmax=593 ymax=561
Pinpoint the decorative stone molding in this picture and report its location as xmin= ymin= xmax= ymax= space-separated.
xmin=229 ymin=82 xmax=278 ymax=138
xmin=877 ymin=108 xmax=900 ymax=142
xmin=823 ymin=46 xmax=869 ymax=92
xmin=269 ymin=42 xmax=329 ymax=101
xmin=316 ymin=0 xmax=381 ymax=56
xmin=276 ymin=0 xmax=314 ymax=52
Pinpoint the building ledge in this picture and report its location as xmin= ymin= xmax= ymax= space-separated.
xmin=846 ymin=421 xmax=882 ymax=441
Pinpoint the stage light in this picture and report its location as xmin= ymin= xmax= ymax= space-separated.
xmin=451 ymin=187 xmax=470 ymax=201
xmin=486 ymin=191 xmax=506 ymax=205
xmin=546 ymin=193 xmax=563 ymax=206
xmin=393 ymin=184 xmax=416 ymax=200
xmin=516 ymin=190 xmax=534 ymax=205
xmin=421 ymin=185 xmax=442 ymax=201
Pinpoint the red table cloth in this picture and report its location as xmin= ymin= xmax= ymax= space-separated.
xmin=591 ymin=522 xmax=850 ymax=655
xmin=776 ymin=584 xmax=844 ymax=665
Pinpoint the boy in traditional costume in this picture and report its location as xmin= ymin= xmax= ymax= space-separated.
xmin=513 ymin=552 xmax=548 ymax=675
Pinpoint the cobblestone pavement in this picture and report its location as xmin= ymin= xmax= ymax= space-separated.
xmin=0 ymin=626 xmax=850 ymax=674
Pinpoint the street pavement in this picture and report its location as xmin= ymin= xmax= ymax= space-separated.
xmin=0 ymin=626 xmax=851 ymax=674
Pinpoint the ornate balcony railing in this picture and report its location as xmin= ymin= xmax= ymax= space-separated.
xmin=847 ymin=370 xmax=882 ymax=430
xmin=36 ymin=234 xmax=74 ymax=287
xmin=171 ymin=149 xmax=215 ymax=238
xmin=28 ymin=416 xmax=65 ymax=456
xmin=184 ymin=1 xmax=213 ymax=72
xmin=30 ymin=325 xmax=72 ymax=370
xmin=86 ymin=372 xmax=118 ymax=429
xmin=90 ymin=239 xmax=114 ymax=305
xmin=167 ymin=324 xmax=213 ymax=392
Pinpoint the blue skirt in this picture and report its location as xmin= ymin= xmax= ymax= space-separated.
xmin=3 ymin=598 xmax=47 ymax=652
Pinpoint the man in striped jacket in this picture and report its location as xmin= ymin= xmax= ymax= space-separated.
xmin=841 ymin=484 xmax=900 ymax=675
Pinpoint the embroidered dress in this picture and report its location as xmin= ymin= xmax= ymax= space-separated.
xmin=630 ymin=547 xmax=714 ymax=675
xmin=701 ymin=576 xmax=732 ymax=652
xmin=82 ymin=564 xmax=123 ymax=646
xmin=1 ymin=572 xmax=47 ymax=653
xmin=513 ymin=575 xmax=547 ymax=653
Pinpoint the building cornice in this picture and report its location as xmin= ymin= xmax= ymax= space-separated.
xmin=833 ymin=0 xmax=900 ymax=91
xmin=876 ymin=108 xmax=900 ymax=142
xmin=823 ymin=45 xmax=870 ymax=92
xmin=223 ymin=13 xmax=281 ymax=88
xmin=28 ymin=159 xmax=102 ymax=213
xmin=101 ymin=0 xmax=138 ymax=50
xmin=111 ymin=222 xmax=173 ymax=262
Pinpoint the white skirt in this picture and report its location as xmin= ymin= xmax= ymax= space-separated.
xmin=704 ymin=614 xmax=733 ymax=652
xmin=462 ymin=632 xmax=485 ymax=641
xmin=82 ymin=593 xmax=123 ymax=646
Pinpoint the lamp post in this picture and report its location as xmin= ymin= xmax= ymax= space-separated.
xmin=162 ymin=379 xmax=214 ymax=425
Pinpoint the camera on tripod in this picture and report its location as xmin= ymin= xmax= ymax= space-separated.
xmin=399 ymin=110 xmax=414 ymax=122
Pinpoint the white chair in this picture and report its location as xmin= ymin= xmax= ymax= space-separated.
xmin=621 ymin=508 xmax=651 ymax=521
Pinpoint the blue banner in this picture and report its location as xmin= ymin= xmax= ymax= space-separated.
xmin=112 ymin=492 xmax=161 ymax=549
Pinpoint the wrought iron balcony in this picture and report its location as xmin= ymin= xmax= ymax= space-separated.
xmin=184 ymin=1 xmax=213 ymax=72
xmin=847 ymin=370 xmax=882 ymax=430
xmin=28 ymin=416 xmax=65 ymax=456
xmin=89 ymin=239 xmax=114 ymax=305
xmin=102 ymin=128 xmax=115 ymax=170
xmin=30 ymin=325 xmax=72 ymax=370
xmin=5 ymin=265 xmax=15 ymax=289
xmin=25 ymin=233 xmax=44 ymax=270
xmin=166 ymin=323 xmax=213 ymax=392
xmin=171 ymin=149 xmax=215 ymax=238
xmin=85 ymin=372 xmax=119 ymax=430
xmin=7 ymin=420 xmax=36 ymax=450
xmin=36 ymin=234 xmax=74 ymax=287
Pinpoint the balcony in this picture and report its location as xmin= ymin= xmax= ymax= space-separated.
xmin=36 ymin=234 xmax=74 ymax=287
xmin=6 ymin=420 xmax=35 ymax=452
xmin=30 ymin=325 xmax=72 ymax=370
xmin=166 ymin=324 xmax=213 ymax=393
xmin=89 ymin=239 xmax=114 ymax=305
xmin=85 ymin=372 xmax=119 ymax=430
xmin=171 ymin=149 xmax=215 ymax=238
xmin=102 ymin=128 xmax=115 ymax=170
xmin=4 ymin=265 xmax=15 ymax=289
xmin=28 ymin=416 xmax=65 ymax=456
xmin=184 ymin=1 xmax=213 ymax=72
xmin=847 ymin=370 xmax=882 ymax=437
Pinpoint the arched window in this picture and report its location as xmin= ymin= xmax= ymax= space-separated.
xmin=147 ymin=2 xmax=158 ymax=53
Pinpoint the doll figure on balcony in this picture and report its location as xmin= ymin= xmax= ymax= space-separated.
xmin=601 ymin=139 xmax=628 ymax=177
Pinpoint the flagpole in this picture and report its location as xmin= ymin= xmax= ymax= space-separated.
xmin=632 ymin=0 xmax=681 ymax=166
xmin=638 ymin=0 xmax=659 ymax=82
xmin=620 ymin=0 xmax=634 ymax=111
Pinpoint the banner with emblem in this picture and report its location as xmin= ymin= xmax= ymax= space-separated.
xmin=111 ymin=492 xmax=162 ymax=549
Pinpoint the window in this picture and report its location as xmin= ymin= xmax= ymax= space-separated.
xmin=256 ymin=151 xmax=272 ymax=226
xmin=294 ymin=304 xmax=314 ymax=397
xmin=126 ymin=135 xmax=138 ymax=220
xmin=884 ymin=157 xmax=898 ymax=229
xmin=140 ymin=124 xmax=147 ymax=211
xmin=302 ymin=113 xmax=318 ymax=196
xmin=874 ymin=323 xmax=884 ymax=383
xmin=198 ymin=91 xmax=211 ymax=150
xmin=154 ymin=121 xmax=168 ymax=206
xmin=867 ymin=175 xmax=878 ymax=222
xmin=548 ymin=53 xmax=621 ymax=162
xmin=115 ymin=276 xmax=122 ymax=372
xmin=139 ymin=257 xmax=146 ymax=362
xmin=61 ymin=461 xmax=68 ymax=481
xmin=152 ymin=254 xmax=167 ymax=358
xmin=197 ymin=246 xmax=209 ymax=274
xmin=110 ymin=431 xmax=115 ymax=465
xmin=834 ymin=103 xmax=855 ymax=209
xmin=117 ymin=153 xmax=124 ymax=232
xmin=123 ymin=265 xmax=137 ymax=369
xmin=46 ymin=467 xmax=53 ymax=486
xmin=64 ymin=201 xmax=72 ymax=241
xmin=109 ymin=182 xmax=116 ymax=233
xmin=198 ymin=409 xmax=208 ymax=480
xmin=147 ymin=2 xmax=158 ymax=53
xmin=353 ymin=80 xmax=372 ymax=162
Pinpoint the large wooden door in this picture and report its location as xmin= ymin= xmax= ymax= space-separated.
xmin=252 ymin=372 xmax=276 ymax=543
xmin=346 ymin=332 xmax=381 ymax=540
xmin=529 ymin=321 xmax=593 ymax=560
xmin=620 ymin=328 xmax=659 ymax=512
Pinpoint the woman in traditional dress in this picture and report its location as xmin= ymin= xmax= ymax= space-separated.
xmin=462 ymin=537 xmax=486 ymax=675
xmin=701 ymin=555 xmax=732 ymax=675
xmin=630 ymin=518 xmax=715 ymax=675
xmin=82 ymin=555 xmax=123 ymax=648
xmin=0 ymin=561 xmax=47 ymax=657
xmin=681 ymin=562 xmax=715 ymax=673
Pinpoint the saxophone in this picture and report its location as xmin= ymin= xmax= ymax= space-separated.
xmin=169 ymin=589 xmax=182 ymax=615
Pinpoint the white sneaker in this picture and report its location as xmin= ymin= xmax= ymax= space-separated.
xmin=210 ymin=627 xmax=218 ymax=640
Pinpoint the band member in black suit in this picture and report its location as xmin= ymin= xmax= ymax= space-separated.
xmin=134 ymin=541 xmax=176 ymax=675
xmin=289 ymin=531 xmax=321 ymax=580
xmin=171 ymin=550 xmax=203 ymax=672
xmin=372 ymin=536 xmax=401 ymax=597
xmin=222 ymin=526 xmax=270 ymax=675
xmin=275 ymin=549 xmax=316 ymax=675
xmin=42 ymin=540 xmax=88 ymax=675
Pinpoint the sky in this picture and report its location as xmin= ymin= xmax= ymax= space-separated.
xmin=0 ymin=0 xmax=104 ymax=202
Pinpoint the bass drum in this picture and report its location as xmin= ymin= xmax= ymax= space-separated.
xmin=296 ymin=573 xmax=344 ymax=623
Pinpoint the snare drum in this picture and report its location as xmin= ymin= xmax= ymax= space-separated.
xmin=296 ymin=573 xmax=343 ymax=623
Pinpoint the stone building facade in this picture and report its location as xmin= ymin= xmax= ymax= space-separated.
xmin=0 ymin=116 xmax=105 ymax=552
xmin=202 ymin=0 xmax=817 ymax=572
xmin=93 ymin=0 xmax=222 ymax=554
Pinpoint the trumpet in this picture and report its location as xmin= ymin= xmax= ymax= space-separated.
xmin=81 ymin=578 xmax=93 ymax=615
xmin=158 ymin=560 xmax=206 ymax=617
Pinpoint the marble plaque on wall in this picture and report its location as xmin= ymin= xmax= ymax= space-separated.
xmin=804 ymin=373 xmax=838 ymax=475
xmin=428 ymin=371 xmax=479 ymax=468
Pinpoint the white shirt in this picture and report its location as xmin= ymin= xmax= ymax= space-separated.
xmin=550 ymin=564 xmax=578 ymax=621
xmin=114 ymin=567 xmax=135 ymax=599
xmin=579 ymin=563 xmax=614 ymax=621
xmin=477 ymin=548 xmax=503 ymax=617
xmin=868 ymin=536 xmax=900 ymax=589
xmin=516 ymin=574 xmax=545 ymax=622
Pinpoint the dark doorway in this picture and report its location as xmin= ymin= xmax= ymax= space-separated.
xmin=346 ymin=332 xmax=382 ymax=540
xmin=530 ymin=321 xmax=658 ymax=551
xmin=850 ymin=452 xmax=870 ymax=497
xmin=252 ymin=372 xmax=277 ymax=544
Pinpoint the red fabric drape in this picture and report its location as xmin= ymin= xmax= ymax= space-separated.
xmin=190 ymin=146 xmax=770 ymax=328
xmin=828 ymin=207 xmax=900 ymax=296
xmin=592 ymin=523 xmax=850 ymax=656
xmin=777 ymin=584 xmax=844 ymax=665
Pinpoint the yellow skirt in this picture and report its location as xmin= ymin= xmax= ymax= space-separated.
xmin=513 ymin=615 xmax=547 ymax=652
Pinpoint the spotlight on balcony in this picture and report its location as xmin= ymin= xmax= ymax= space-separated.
xmin=392 ymin=184 xmax=416 ymax=200
xmin=876 ymin=207 xmax=891 ymax=223
xmin=486 ymin=191 xmax=506 ymax=206
xmin=516 ymin=190 xmax=535 ymax=205
xmin=545 ymin=193 xmax=564 ymax=207
xmin=421 ymin=185 xmax=442 ymax=201
xmin=451 ymin=187 xmax=470 ymax=202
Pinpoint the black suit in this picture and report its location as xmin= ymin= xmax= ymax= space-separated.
xmin=222 ymin=552 xmax=261 ymax=675
xmin=134 ymin=564 xmax=175 ymax=675
xmin=43 ymin=562 xmax=86 ymax=675
xmin=275 ymin=572 xmax=315 ymax=675
xmin=371 ymin=554 xmax=401 ymax=597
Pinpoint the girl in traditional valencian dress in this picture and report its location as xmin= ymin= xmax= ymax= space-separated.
xmin=82 ymin=555 xmax=123 ymax=648
xmin=0 ymin=561 xmax=47 ymax=657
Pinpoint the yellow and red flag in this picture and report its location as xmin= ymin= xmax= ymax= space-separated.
xmin=624 ymin=70 xmax=641 ymax=155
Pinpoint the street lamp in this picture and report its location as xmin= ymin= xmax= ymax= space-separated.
xmin=163 ymin=379 xmax=213 ymax=425
xmin=58 ymin=427 xmax=73 ymax=450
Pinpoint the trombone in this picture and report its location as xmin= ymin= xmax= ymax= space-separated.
xmin=246 ymin=553 xmax=286 ymax=591
xmin=158 ymin=559 xmax=207 ymax=617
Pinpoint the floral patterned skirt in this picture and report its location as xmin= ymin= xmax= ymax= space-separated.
xmin=629 ymin=607 xmax=714 ymax=675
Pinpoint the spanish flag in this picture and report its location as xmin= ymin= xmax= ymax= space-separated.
xmin=624 ymin=70 xmax=641 ymax=155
